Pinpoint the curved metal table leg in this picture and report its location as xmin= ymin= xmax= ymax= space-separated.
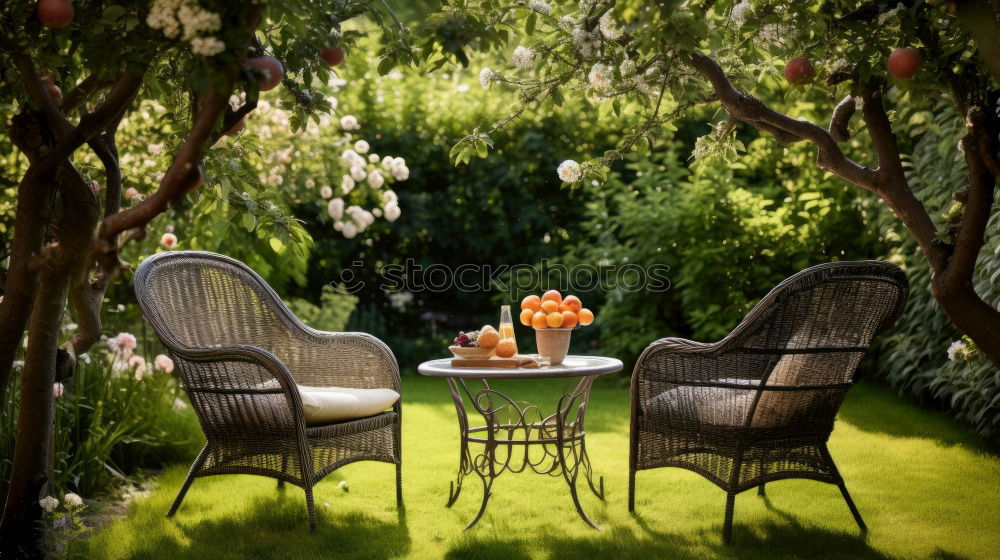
xmin=442 ymin=375 xmax=604 ymax=530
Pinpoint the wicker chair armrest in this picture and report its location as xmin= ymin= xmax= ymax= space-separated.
xmin=168 ymin=344 xmax=308 ymax=435
xmin=280 ymin=327 xmax=401 ymax=392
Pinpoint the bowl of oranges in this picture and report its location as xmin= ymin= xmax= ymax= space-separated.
xmin=519 ymin=290 xmax=594 ymax=365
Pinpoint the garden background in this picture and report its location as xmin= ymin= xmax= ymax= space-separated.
xmin=1 ymin=0 xmax=998 ymax=554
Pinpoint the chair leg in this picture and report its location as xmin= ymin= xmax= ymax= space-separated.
xmin=304 ymin=485 xmax=317 ymax=534
xmin=395 ymin=462 xmax=403 ymax=508
xmin=167 ymin=446 xmax=208 ymax=517
xmin=837 ymin=481 xmax=867 ymax=532
xmin=821 ymin=445 xmax=867 ymax=532
xmin=628 ymin=468 xmax=636 ymax=513
xmin=723 ymin=492 xmax=736 ymax=545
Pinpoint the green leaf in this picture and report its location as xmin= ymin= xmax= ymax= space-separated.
xmin=526 ymin=13 xmax=536 ymax=35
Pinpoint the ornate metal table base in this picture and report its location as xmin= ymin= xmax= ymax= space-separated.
xmin=444 ymin=376 xmax=606 ymax=529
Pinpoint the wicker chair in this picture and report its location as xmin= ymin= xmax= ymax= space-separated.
xmin=628 ymin=261 xmax=908 ymax=544
xmin=134 ymin=251 xmax=401 ymax=533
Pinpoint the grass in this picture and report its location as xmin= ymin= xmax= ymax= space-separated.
xmin=78 ymin=375 xmax=1000 ymax=560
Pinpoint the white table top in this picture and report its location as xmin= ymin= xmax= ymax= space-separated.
xmin=417 ymin=355 xmax=624 ymax=379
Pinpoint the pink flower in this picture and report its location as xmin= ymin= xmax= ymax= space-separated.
xmin=108 ymin=332 xmax=137 ymax=357
xmin=160 ymin=233 xmax=178 ymax=248
xmin=124 ymin=187 xmax=140 ymax=200
xmin=53 ymin=382 xmax=64 ymax=399
xmin=154 ymin=354 xmax=174 ymax=373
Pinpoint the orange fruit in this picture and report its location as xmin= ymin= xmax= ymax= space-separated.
xmin=541 ymin=300 xmax=559 ymax=313
xmin=578 ymin=308 xmax=594 ymax=326
xmin=531 ymin=311 xmax=549 ymax=329
xmin=541 ymin=290 xmax=562 ymax=305
xmin=546 ymin=311 xmax=564 ymax=328
xmin=558 ymin=303 xmax=571 ymax=312
xmin=562 ymin=310 xmax=578 ymax=328
xmin=495 ymin=339 xmax=517 ymax=358
xmin=521 ymin=295 xmax=541 ymax=312
xmin=563 ymin=295 xmax=582 ymax=313
xmin=519 ymin=308 xmax=534 ymax=326
xmin=478 ymin=329 xmax=500 ymax=349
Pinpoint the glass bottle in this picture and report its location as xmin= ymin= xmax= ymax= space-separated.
xmin=499 ymin=305 xmax=517 ymax=352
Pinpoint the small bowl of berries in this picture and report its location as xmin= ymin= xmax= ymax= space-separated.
xmin=449 ymin=328 xmax=497 ymax=359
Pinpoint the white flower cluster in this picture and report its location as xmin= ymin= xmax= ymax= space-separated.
xmin=730 ymin=0 xmax=752 ymax=28
xmin=190 ymin=36 xmax=225 ymax=56
xmin=557 ymin=160 xmax=583 ymax=182
xmin=40 ymin=496 xmax=59 ymax=513
xmin=599 ymin=12 xmax=621 ymax=40
xmin=147 ymin=0 xmax=224 ymax=57
xmin=569 ymin=18 xmax=602 ymax=59
xmin=947 ymin=339 xmax=974 ymax=362
xmin=528 ymin=0 xmax=551 ymax=15
xmin=877 ymin=2 xmax=906 ymax=25
xmin=64 ymin=493 xmax=84 ymax=508
xmin=340 ymin=115 xmax=360 ymax=130
xmin=479 ymin=67 xmax=500 ymax=89
xmin=511 ymin=46 xmax=536 ymax=69
xmin=588 ymin=63 xmax=613 ymax=91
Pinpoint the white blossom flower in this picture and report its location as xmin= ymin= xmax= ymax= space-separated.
xmin=305 ymin=178 xmax=316 ymax=188
xmin=731 ymin=0 xmax=752 ymax=27
xmin=340 ymin=115 xmax=359 ymax=130
xmin=368 ymin=170 xmax=385 ymax=189
xmin=368 ymin=154 xmax=380 ymax=163
xmin=190 ymin=36 xmax=225 ymax=57
xmin=350 ymin=166 xmax=367 ymax=182
xmin=382 ymin=190 xmax=398 ymax=206
xmin=148 ymin=143 xmax=163 ymax=156
xmin=877 ymin=2 xmax=906 ymax=25
xmin=381 ymin=156 xmax=396 ymax=169
xmin=79 ymin=353 xmax=90 ymax=364
xmin=588 ymin=64 xmax=613 ymax=91
xmin=320 ymin=186 xmax=333 ymax=199
xmin=160 ymin=232 xmax=178 ymax=248
xmin=620 ymin=57 xmax=637 ymax=78
xmin=124 ymin=187 xmax=140 ymax=200
xmin=64 ymin=493 xmax=84 ymax=508
xmin=342 ymin=222 xmax=358 ymax=239
xmin=333 ymin=221 xmax=344 ymax=231
xmin=557 ymin=160 xmax=583 ymax=182
xmin=511 ymin=46 xmax=535 ymax=69
xmin=39 ymin=496 xmax=59 ymax=513
xmin=53 ymin=382 xmax=64 ymax=399
xmin=384 ymin=203 xmax=401 ymax=222
xmin=130 ymin=356 xmax=147 ymax=380
xmin=599 ymin=12 xmax=621 ymax=40
xmin=353 ymin=140 xmax=370 ymax=154
xmin=341 ymin=175 xmax=355 ymax=194
xmin=947 ymin=339 xmax=972 ymax=361
xmin=372 ymin=208 xmax=383 ymax=217
xmin=327 ymin=198 xmax=345 ymax=220
xmin=529 ymin=0 xmax=551 ymax=15
xmin=173 ymin=398 xmax=188 ymax=411
xmin=479 ymin=67 xmax=499 ymax=89
xmin=154 ymin=354 xmax=174 ymax=373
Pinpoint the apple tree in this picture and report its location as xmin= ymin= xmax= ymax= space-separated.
xmin=0 ymin=0 xmax=415 ymax=555
xmin=438 ymin=0 xmax=1000 ymax=367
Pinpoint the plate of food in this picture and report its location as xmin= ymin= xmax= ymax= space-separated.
xmin=448 ymin=326 xmax=502 ymax=359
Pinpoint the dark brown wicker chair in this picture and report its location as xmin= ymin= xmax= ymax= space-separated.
xmin=134 ymin=251 xmax=401 ymax=533
xmin=628 ymin=261 xmax=908 ymax=544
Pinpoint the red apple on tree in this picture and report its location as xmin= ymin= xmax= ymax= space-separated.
xmin=37 ymin=0 xmax=74 ymax=30
xmin=888 ymin=47 xmax=922 ymax=80
xmin=320 ymin=47 xmax=346 ymax=67
xmin=783 ymin=57 xmax=816 ymax=84
xmin=244 ymin=56 xmax=284 ymax=91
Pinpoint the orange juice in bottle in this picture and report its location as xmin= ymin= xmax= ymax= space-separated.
xmin=499 ymin=305 xmax=517 ymax=353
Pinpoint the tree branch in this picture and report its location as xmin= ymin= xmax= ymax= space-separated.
xmin=858 ymin=82 xmax=948 ymax=270
xmin=829 ymin=95 xmax=855 ymax=142
xmin=947 ymin=110 xmax=998 ymax=283
xmin=689 ymin=51 xmax=880 ymax=191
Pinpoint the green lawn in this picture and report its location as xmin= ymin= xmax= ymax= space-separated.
xmin=79 ymin=375 xmax=1000 ymax=560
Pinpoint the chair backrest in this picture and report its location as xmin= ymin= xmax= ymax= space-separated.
xmin=134 ymin=251 xmax=297 ymax=361
xmin=724 ymin=261 xmax=909 ymax=426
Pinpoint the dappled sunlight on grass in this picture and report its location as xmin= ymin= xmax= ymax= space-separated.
xmin=79 ymin=377 xmax=999 ymax=559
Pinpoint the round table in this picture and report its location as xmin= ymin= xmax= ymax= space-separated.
xmin=418 ymin=355 xmax=624 ymax=529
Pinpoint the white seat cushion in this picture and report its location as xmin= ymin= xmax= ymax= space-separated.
xmin=298 ymin=385 xmax=399 ymax=425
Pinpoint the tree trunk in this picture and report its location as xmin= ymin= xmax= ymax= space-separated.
xmin=932 ymin=277 xmax=1000 ymax=366
xmin=0 ymin=269 xmax=70 ymax=558
xmin=0 ymin=112 xmax=59 ymax=407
